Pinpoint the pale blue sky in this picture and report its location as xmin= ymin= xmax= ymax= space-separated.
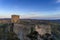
xmin=0 ymin=0 xmax=60 ymax=19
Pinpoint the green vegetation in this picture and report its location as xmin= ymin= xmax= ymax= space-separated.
xmin=27 ymin=31 xmax=38 ymax=40
xmin=0 ymin=24 xmax=8 ymax=40
xmin=51 ymin=23 xmax=60 ymax=40
xmin=7 ymin=32 xmax=20 ymax=40
xmin=27 ymin=27 xmax=38 ymax=40
xmin=0 ymin=23 xmax=20 ymax=40
xmin=0 ymin=24 xmax=8 ymax=26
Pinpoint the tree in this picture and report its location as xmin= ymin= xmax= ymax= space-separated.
xmin=27 ymin=31 xmax=38 ymax=40
xmin=7 ymin=32 xmax=20 ymax=40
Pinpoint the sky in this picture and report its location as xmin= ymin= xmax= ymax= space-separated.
xmin=0 ymin=0 xmax=60 ymax=19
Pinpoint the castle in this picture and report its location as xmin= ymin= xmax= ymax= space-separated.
xmin=0 ymin=15 xmax=52 ymax=40
xmin=0 ymin=15 xmax=20 ymax=24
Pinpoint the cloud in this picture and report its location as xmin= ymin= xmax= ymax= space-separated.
xmin=20 ymin=11 xmax=56 ymax=19
xmin=20 ymin=11 xmax=60 ymax=19
xmin=56 ymin=0 xmax=60 ymax=3
xmin=20 ymin=12 xmax=49 ymax=18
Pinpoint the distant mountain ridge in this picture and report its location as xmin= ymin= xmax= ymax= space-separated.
xmin=0 ymin=18 xmax=11 ymax=20
xmin=0 ymin=18 xmax=60 ymax=23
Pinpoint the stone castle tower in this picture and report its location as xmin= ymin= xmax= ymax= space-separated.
xmin=11 ymin=15 xmax=20 ymax=23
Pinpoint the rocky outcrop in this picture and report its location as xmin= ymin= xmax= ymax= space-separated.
xmin=13 ymin=24 xmax=32 ymax=40
xmin=13 ymin=24 xmax=53 ymax=40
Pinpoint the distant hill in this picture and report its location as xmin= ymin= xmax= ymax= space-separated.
xmin=0 ymin=18 xmax=11 ymax=20
xmin=49 ymin=20 xmax=60 ymax=23
xmin=0 ymin=18 xmax=60 ymax=23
